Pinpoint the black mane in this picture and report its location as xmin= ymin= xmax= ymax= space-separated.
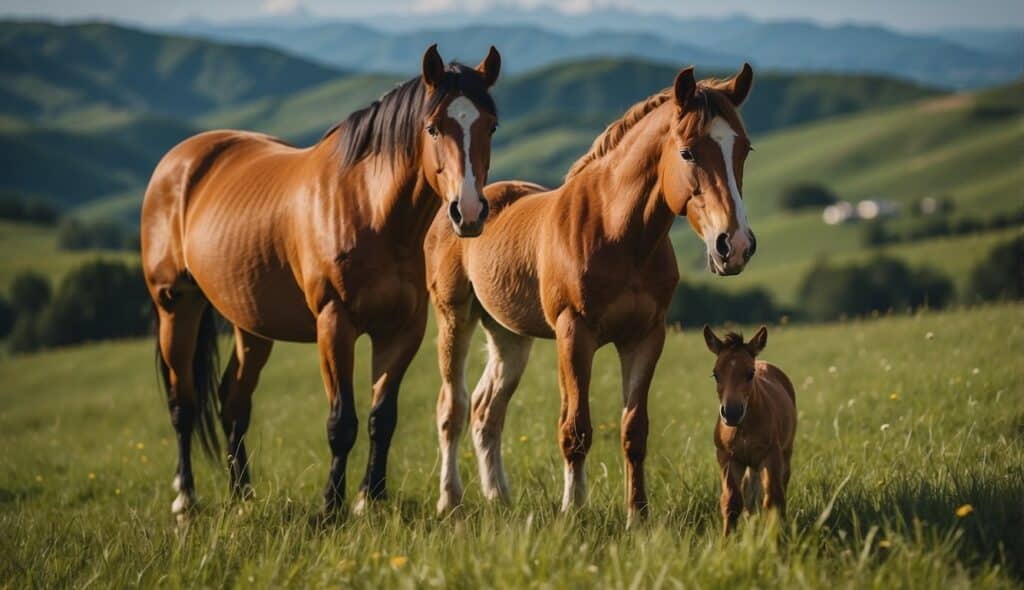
xmin=324 ymin=63 xmax=497 ymax=170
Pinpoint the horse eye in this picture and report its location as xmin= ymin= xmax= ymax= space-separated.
xmin=747 ymin=145 xmax=755 ymax=153
xmin=426 ymin=125 xmax=439 ymax=138
xmin=712 ymin=372 xmax=719 ymax=382
xmin=679 ymin=148 xmax=695 ymax=163
xmin=491 ymin=124 xmax=498 ymax=135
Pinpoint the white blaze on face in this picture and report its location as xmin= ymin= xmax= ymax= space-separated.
xmin=446 ymin=96 xmax=484 ymax=222
xmin=708 ymin=117 xmax=750 ymax=234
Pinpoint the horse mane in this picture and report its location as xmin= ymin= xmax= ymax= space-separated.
xmin=721 ymin=332 xmax=746 ymax=349
xmin=565 ymin=81 xmax=734 ymax=180
xmin=323 ymin=63 xmax=497 ymax=170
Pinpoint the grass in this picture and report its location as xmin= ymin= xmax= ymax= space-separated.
xmin=1 ymin=304 xmax=1022 ymax=587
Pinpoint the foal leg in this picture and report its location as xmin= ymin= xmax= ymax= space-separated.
xmin=317 ymin=301 xmax=359 ymax=516
xmin=556 ymin=312 xmax=597 ymax=511
xmin=761 ymin=451 xmax=787 ymax=520
xmin=218 ymin=327 xmax=273 ymax=499
xmin=718 ymin=452 xmax=745 ymax=536
xmin=471 ymin=317 xmax=532 ymax=504
xmin=615 ymin=325 xmax=664 ymax=525
xmin=155 ymin=293 xmax=206 ymax=517
xmin=435 ymin=299 xmax=479 ymax=513
xmin=353 ymin=312 xmax=427 ymax=514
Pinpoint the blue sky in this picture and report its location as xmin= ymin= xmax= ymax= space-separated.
xmin=1 ymin=0 xmax=1022 ymax=31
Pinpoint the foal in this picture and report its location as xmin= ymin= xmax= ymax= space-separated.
xmin=703 ymin=326 xmax=796 ymax=536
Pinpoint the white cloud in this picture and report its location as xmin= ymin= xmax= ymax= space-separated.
xmin=261 ymin=0 xmax=301 ymax=15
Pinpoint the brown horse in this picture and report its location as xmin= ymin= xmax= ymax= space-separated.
xmin=703 ymin=326 xmax=796 ymax=536
xmin=141 ymin=45 xmax=501 ymax=518
xmin=426 ymin=64 xmax=757 ymax=521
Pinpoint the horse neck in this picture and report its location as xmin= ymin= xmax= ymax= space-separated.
xmin=323 ymin=139 xmax=441 ymax=246
xmin=567 ymin=104 xmax=677 ymax=260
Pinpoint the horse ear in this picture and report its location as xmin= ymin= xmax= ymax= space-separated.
xmin=673 ymin=66 xmax=697 ymax=111
xmin=747 ymin=325 xmax=768 ymax=356
xmin=476 ymin=46 xmax=501 ymax=87
xmin=724 ymin=62 xmax=754 ymax=107
xmin=703 ymin=324 xmax=723 ymax=354
xmin=422 ymin=44 xmax=445 ymax=90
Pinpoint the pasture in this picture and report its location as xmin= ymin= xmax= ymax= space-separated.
xmin=2 ymin=304 xmax=1021 ymax=588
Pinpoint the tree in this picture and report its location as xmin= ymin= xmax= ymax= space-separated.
xmin=778 ymin=183 xmax=838 ymax=211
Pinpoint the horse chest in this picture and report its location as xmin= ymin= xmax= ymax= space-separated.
xmin=336 ymin=251 xmax=424 ymax=326
xmin=719 ymin=428 xmax=771 ymax=466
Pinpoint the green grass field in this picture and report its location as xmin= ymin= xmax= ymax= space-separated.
xmin=2 ymin=304 xmax=1021 ymax=587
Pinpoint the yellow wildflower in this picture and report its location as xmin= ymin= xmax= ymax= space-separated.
xmin=389 ymin=555 xmax=408 ymax=569
xmin=955 ymin=504 xmax=973 ymax=518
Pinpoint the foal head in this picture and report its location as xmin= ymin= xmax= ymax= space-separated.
xmin=703 ymin=325 xmax=768 ymax=426
xmin=420 ymin=45 xmax=501 ymax=237
xmin=662 ymin=64 xmax=757 ymax=276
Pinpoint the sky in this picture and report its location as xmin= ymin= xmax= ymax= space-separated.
xmin=0 ymin=0 xmax=1022 ymax=32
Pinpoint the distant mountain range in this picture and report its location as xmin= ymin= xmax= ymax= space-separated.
xmin=172 ymin=10 xmax=1023 ymax=89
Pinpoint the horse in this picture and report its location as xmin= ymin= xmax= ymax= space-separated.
xmin=141 ymin=44 xmax=501 ymax=518
xmin=425 ymin=63 xmax=757 ymax=522
xmin=702 ymin=325 xmax=796 ymax=536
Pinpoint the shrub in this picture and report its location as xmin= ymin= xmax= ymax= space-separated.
xmin=0 ymin=193 xmax=58 ymax=225
xmin=778 ymin=183 xmax=838 ymax=211
xmin=9 ymin=271 xmax=51 ymax=315
xmin=967 ymin=235 xmax=1024 ymax=302
xmin=56 ymin=218 xmax=136 ymax=251
xmin=0 ymin=295 xmax=13 ymax=338
xmin=798 ymin=256 xmax=953 ymax=321
xmin=33 ymin=260 xmax=151 ymax=348
xmin=667 ymin=281 xmax=783 ymax=328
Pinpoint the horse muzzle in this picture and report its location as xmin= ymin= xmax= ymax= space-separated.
xmin=448 ymin=198 xmax=489 ymax=238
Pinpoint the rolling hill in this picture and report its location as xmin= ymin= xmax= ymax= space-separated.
xmin=0 ymin=21 xmax=342 ymax=121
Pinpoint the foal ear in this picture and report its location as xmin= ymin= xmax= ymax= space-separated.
xmin=476 ymin=46 xmax=501 ymax=87
xmin=724 ymin=62 xmax=754 ymax=107
xmin=422 ymin=44 xmax=446 ymax=90
xmin=746 ymin=325 xmax=768 ymax=356
xmin=703 ymin=324 xmax=724 ymax=355
xmin=673 ymin=66 xmax=697 ymax=111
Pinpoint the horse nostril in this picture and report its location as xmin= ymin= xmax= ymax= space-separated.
xmin=720 ymin=403 xmax=745 ymax=424
xmin=715 ymin=233 xmax=731 ymax=258
xmin=448 ymin=200 xmax=462 ymax=225
xmin=747 ymin=231 xmax=757 ymax=258
xmin=479 ymin=199 xmax=490 ymax=222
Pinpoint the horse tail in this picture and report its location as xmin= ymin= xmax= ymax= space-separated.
xmin=155 ymin=304 xmax=222 ymax=460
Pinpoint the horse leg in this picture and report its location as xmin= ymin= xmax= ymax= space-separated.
xmin=471 ymin=317 xmax=532 ymax=504
xmin=156 ymin=292 xmax=206 ymax=517
xmin=434 ymin=298 xmax=479 ymax=513
xmin=555 ymin=312 xmax=596 ymax=511
xmin=718 ymin=451 xmax=744 ymax=536
xmin=615 ymin=325 xmax=664 ymax=525
xmin=353 ymin=312 xmax=427 ymax=514
xmin=316 ymin=301 xmax=359 ymax=516
xmin=218 ymin=326 xmax=273 ymax=499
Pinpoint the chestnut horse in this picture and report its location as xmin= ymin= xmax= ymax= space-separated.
xmin=141 ymin=45 xmax=501 ymax=518
xmin=703 ymin=326 xmax=796 ymax=536
xmin=426 ymin=64 xmax=757 ymax=521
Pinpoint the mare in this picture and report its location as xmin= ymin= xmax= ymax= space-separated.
xmin=141 ymin=45 xmax=501 ymax=518
xmin=425 ymin=63 xmax=757 ymax=522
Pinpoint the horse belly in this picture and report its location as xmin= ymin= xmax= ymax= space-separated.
xmin=184 ymin=221 xmax=316 ymax=342
xmin=469 ymin=251 xmax=552 ymax=338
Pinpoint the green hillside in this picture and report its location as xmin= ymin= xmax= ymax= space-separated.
xmin=743 ymin=82 xmax=1024 ymax=218
xmin=0 ymin=21 xmax=341 ymax=121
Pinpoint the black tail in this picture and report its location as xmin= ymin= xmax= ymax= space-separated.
xmin=155 ymin=305 xmax=222 ymax=460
